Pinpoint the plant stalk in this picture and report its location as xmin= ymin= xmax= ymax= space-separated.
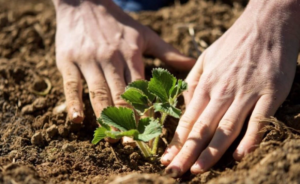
xmin=135 ymin=140 xmax=152 ymax=158
xmin=152 ymin=113 xmax=168 ymax=155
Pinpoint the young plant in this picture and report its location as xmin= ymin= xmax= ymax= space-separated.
xmin=92 ymin=68 xmax=187 ymax=158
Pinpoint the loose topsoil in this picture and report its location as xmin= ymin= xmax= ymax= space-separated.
xmin=1 ymin=0 xmax=300 ymax=183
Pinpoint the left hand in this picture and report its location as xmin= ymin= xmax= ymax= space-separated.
xmin=161 ymin=0 xmax=300 ymax=176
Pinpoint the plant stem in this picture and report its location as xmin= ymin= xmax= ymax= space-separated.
xmin=135 ymin=140 xmax=152 ymax=158
xmin=152 ymin=113 xmax=168 ymax=155
xmin=149 ymin=107 xmax=154 ymax=118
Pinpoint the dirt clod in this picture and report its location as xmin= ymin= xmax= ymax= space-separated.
xmin=3 ymin=164 xmax=42 ymax=184
xmin=62 ymin=143 xmax=75 ymax=152
xmin=106 ymin=173 xmax=176 ymax=184
xmin=32 ymin=97 xmax=47 ymax=109
xmin=31 ymin=132 xmax=44 ymax=146
xmin=21 ymin=104 xmax=35 ymax=114
xmin=45 ymin=124 xmax=58 ymax=141
xmin=58 ymin=125 xmax=69 ymax=137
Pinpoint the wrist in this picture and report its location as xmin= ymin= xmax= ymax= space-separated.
xmin=240 ymin=0 xmax=300 ymax=42
xmin=52 ymin=0 xmax=114 ymax=10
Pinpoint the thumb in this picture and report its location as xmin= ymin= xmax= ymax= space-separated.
xmin=144 ymin=30 xmax=196 ymax=71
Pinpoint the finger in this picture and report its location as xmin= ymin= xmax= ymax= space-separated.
xmin=81 ymin=59 xmax=121 ymax=144
xmin=191 ymin=95 xmax=257 ymax=174
xmin=183 ymin=52 xmax=206 ymax=105
xmin=165 ymin=98 xmax=231 ymax=177
xmin=160 ymin=87 xmax=210 ymax=166
xmin=144 ymin=29 xmax=196 ymax=71
xmin=59 ymin=63 xmax=84 ymax=123
xmin=233 ymin=95 xmax=279 ymax=160
xmin=79 ymin=61 xmax=112 ymax=118
xmin=124 ymin=51 xmax=145 ymax=84
xmin=100 ymin=55 xmax=128 ymax=107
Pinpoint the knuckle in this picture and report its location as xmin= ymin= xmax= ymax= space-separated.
xmin=113 ymin=94 xmax=129 ymax=107
xmin=202 ymin=147 xmax=218 ymax=159
xmin=217 ymin=85 xmax=232 ymax=97
xmin=66 ymin=99 xmax=81 ymax=109
xmin=200 ymin=72 xmax=212 ymax=83
xmin=250 ymin=114 xmax=266 ymax=123
xmin=178 ymin=149 xmax=194 ymax=161
xmin=192 ymin=120 xmax=210 ymax=136
xmin=72 ymin=45 xmax=98 ymax=63
xmin=80 ymin=45 xmax=97 ymax=58
xmin=197 ymin=74 xmax=212 ymax=92
xmin=180 ymin=115 xmax=192 ymax=124
xmin=57 ymin=48 xmax=74 ymax=60
xmin=217 ymin=119 xmax=238 ymax=137
xmin=97 ymin=46 xmax=118 ymax=63
xmin=186 ymin=79 xmax=198 ymax=92
xmin=212 ymin=84 xmax=233 ymax=100
xmin=56 ymin=50 xmax=74 ymax=70
xmin=65 ymin=82 xmax=80 ymax=100
xmin=64 ymin=80 xmax=79 ymax=91
xmin=245 ymin=132 xmax=260 ymax=143
xmin=123 ymin=44 xmax=140 ymax=60
xmin=178 ymin=115 xmax=194 ymax=129
xmin=90 ymin=86 xmax=110 ymax=102
xmin=169 ymin=139 xmax=184 ymax=150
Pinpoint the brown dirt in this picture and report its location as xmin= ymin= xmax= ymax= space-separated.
xmin=1 ymin=0 xmax=300 ymax=183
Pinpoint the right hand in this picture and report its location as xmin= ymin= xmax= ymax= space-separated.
xmin=53 ymin=0 xmax=195 ymax=123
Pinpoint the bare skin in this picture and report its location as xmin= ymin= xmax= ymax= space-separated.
xmin=161 ymin=0 xmax=300 ymax=176
xmin=51 ymin=0 xmax=195 ymax=123
xmin=52 ymin=0 xmax=300 ymax=176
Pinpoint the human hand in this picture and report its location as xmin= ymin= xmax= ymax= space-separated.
xmin=161 ymin=0 xmax=300 ymax=176
xmin=52 ymin=0 xmax=195 ymax=123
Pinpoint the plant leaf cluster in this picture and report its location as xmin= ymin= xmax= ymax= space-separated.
xmin=92 ymin=107 xmax=161 ymax=144
xmin=92 ymin=68 xmax=188 ymax=153
xmin=122 ymin=68 xmax=187 ymax=118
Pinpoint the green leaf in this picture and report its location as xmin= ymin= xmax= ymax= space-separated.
xmin=137 ymin=117 xmax=151 ymax=133
xmin=101 ymin=107 xmax=136 ymax=131
xmin=97 ymin=118 xmax=111 ymax=131
xmin=170 ymin=79 xmax=188 ymax=98
xmin=121 ymin=88 xmax=150 ymax=114
xmin=180 ymin=80 xmax=188 ymax=91
xmin=137 ymin=118 xmax=162 ymax=142
xmin=148 ymin=68 xmax=176 ymax=102
xmin=153 ymin=102 xmax=182 ymax=118
xmin=92 ymin=127 xmax=108 ymax=144
xmin=127 ymin=80 xmax=155 ymax=101
xmin=106 ymin=130 xmax=139 ymax=139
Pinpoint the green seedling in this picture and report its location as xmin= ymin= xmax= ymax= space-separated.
xmin=92 ymin=68 xmax=187 ymax=158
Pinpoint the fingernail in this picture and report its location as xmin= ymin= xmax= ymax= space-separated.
xmin=191 ymin=160 xmax=205 ymax=174
xmin=161 ymin=153 xmax=171 ymax=164
xmin=234 ymin=149 xmax=244 ymax=160
xmin=165 ymin=167 xmax=180 ymax=178
xmin=71 ymin=111 xmax=84 ymax=123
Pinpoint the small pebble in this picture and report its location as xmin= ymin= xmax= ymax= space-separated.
xmin=129 ymin=152 xmax=140 ymax=160
xmin=46 ymin=125 xmax=58 ymax=140
xmin=122 ymin=165 xmax=128 ymax=171
xmin=58 ymin=125 xmax=69 ymax=137
xmin=32 ymin=97 xmax=47 ymax=109
xmin=31 ymin=132 xmax=44 ymax=146
xmin=21 ymin=104 xmax=34 ymax=115
xmin=62 ymin=143 xmax=75 ymax=152
xmin=104 ymin=142 xmax=110 ymax=148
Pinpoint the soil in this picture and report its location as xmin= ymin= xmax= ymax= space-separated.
xmin=1 ymin=0 xmax=300 ymax=183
